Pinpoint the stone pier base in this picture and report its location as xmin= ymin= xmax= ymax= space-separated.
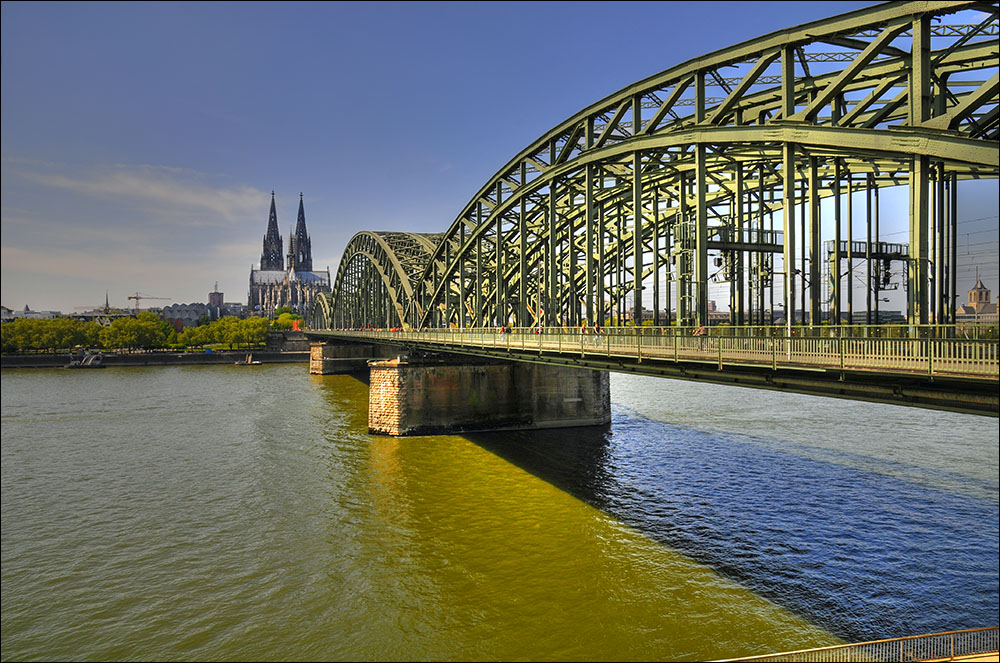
xmin=309 ymin=342 xmax=376 ymax=374
xmin=368 ymin=356 xmax=610 ymax=436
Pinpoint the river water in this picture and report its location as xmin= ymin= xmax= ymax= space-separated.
xmin=1 ymin=365 xmax=996 ymax=661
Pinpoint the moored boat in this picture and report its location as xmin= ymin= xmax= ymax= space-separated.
xmin=234 ymin=353 xmax=262 ymax=366
xmin=66 ymin=351 xmax=105 ymax=369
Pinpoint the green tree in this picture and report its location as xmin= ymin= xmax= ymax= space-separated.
xmin=272 ymin=313 xmax=293 ymax=330
xmin=271 ymin=311 xmax=303 ymax=330
xmin=80 ymin=320 xmax=102 ymax=348
xmin=1 ymin=318 xmax=37 ymax=352
xmin=214 ymin=316 xmax=241 ymax=349
xmin=138 ymin=312 xmax=175 ymax=340
xmin=1 ymin=318 xmax=103 ymax=353
xmin=178 ymin=323 xmax=214 ymax=348
xmin=98 ymin=316 xmax=168 ymax=351
xmin=241 ymin=317 xmax=269 ymax=346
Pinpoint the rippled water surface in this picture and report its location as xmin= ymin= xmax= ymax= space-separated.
xmin=2 ymin=365 xmax=996 ymax=661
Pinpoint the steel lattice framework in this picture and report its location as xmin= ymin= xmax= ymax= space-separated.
xmin=322 ymin=231 xmax=444 ymax=329
xmin=316 ymin=0 xmax=998 ymax=332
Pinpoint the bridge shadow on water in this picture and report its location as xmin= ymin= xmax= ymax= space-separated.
xmin=463 ymin=412 xmax=999 ymax=645
xmin=310 ymin=372 xmax=998 ymax=644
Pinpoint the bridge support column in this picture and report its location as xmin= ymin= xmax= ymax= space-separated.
xmin=309 ymin=342 xmax=376 ymax=374
xmin=368 ymin=355 xmax=610 ymax=436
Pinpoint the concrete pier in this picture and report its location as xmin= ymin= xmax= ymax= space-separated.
xmin=368 ymin=354 xmax=610 ymax=436
xmin=309 ymin=342 xmax=376 ymax=375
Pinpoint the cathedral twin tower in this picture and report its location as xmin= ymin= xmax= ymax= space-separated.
xmin=249 ymin=192 xmax=331 ymax=318
xmin=260 ymin=191 xmax=313 ymax=272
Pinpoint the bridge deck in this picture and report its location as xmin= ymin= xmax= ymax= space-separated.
xmin=308 ymin=327 xmax=998 ymax=415
xmin=317 ymin=327 xmax=998 ymax=379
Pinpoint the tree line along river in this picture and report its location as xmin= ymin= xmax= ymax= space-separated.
xmin=1 ymin=364 xmax=996 ymax=661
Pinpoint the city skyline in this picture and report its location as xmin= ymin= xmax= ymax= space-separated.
xmin=3 ymin=1 xmax=996 ymax=314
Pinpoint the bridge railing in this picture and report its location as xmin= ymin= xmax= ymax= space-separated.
xmin=325 ymin=325 xmax=998 ymax=380
xmin=715 ymin=625 xmax=998 ymax=662
xmin=593 ymin=323 xmax=998 ymax=340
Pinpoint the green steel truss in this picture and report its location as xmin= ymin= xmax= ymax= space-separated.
xmin=319 ymin=231 xmax=444 ymax=329
xmin=315 ymin=0 xmax=998 ymax=332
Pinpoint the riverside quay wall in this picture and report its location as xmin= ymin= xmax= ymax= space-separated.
xmin=1 ymin=351 xmax=309 ymax=369
xmin=368 ymin=356 xmax=611 ymax=436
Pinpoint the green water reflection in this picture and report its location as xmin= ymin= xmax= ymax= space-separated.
xmin=312 ymin=374 xmax=838 ymax=661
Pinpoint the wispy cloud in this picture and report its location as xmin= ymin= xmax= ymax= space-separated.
xmin=14 ymin=162 xmax=266 ymax=226
xmin=1 ymin=244 xmax=178 ymax=283
xmin=1 ymin=241 xmax=256 ymax=310
xmin=215 ymin=239 xmax=262 ymax=261
xmin=1 ymin=159 xmax=274 ymax=309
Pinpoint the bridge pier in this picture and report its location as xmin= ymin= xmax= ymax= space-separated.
xmin=309 ymin=342 xmax=377 ymax=374
xmin=368 ymin=353 xmax=610 ymax=436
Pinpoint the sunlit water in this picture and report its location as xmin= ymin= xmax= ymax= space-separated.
xmin=1 ymin=365 xmax=996 ymax=661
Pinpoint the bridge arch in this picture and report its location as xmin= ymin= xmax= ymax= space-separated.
xmin=312 ymin=231 xmax=443 ymax=329
xmin=323 ymin=0 xmax=998 ymax=331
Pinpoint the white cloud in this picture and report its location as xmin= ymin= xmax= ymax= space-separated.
xmin=1 ymin=243 xmax=252 ymax=311
xmin=215 ymin=240 xmax=263 ymax=261
xmin=16 ymin=163 xmax=266 ymax=226
xmin=2 ymin=245 xmax=177 ymax=283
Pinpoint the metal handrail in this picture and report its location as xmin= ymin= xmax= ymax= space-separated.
xmin=715 ymin=626 xmax=998 ymax=662
xmin=320 ymin=326 xmax=999 ymax=380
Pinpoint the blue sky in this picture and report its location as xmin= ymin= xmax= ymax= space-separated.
xmin=3 ymin=1 xmax=995 ymax=313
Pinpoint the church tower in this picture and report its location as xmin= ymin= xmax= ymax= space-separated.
xmin=287 ymin=226 xmax=297 ymax=271
xmin=968 ymin=277 xmax=991 ymax=313
xmin=249 ymin=190 xmax=329 ymax=318
xmin=293 ymin=193 xmax=313 ymax=271
xmin=260 ymin=192 xmax=284 ymax=271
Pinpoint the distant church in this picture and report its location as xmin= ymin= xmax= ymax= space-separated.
xmin=249 ymin=192 xmax=331 ymax=318
xmin=956 ymin=277 xmax=998 ymax=323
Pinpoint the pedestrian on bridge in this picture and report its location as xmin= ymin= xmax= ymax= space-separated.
xmin=693 ymin=324 xmax=707 ymax=351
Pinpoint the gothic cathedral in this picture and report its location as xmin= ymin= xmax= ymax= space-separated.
xmin=249 ymin=192 xmax=331 ymax=318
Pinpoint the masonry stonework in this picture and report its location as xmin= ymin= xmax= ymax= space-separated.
xmin=368 ymin=358 xmax=610 ymax=436
xmin=309 ymin=342 xmax=376 ymax=374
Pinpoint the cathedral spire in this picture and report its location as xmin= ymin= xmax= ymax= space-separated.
xmin=260 ymin=191 xmax=284 ymax=271
xmin=293 ymin=192 xmax=313 ymax=271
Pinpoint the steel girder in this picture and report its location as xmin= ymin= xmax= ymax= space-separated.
xmin=325 ymin=1 xmax=998 ymax=331
xmin=315 ymin=231 xmax=443 ymax=329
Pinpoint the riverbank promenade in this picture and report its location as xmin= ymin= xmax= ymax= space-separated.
xmin=0 ymin=350 xmax=309 ymax=369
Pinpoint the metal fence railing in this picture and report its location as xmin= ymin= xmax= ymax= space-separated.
xmin=716 ymin=626 xmax=998 ymax=662
xmin=321 ymin=326 xmax=999 ymax=380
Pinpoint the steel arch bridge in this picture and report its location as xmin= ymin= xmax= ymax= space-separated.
xmin=313 ymin=0 xmax=998 ymax=333
xmin=316 ymin=231 xmax=445 ymax=330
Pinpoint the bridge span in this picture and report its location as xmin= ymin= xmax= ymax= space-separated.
xmin=308 ymin=1 xmax=998 ymax=426
xmin=307 ymin=326 xmax=998 ymax=417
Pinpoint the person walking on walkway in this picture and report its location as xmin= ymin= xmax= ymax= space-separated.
xmin=692 ymin=324 xmax=707 ymax=351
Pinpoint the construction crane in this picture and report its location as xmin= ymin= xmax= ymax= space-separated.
xmin=128 ymin=292 xmax=170 ymax=316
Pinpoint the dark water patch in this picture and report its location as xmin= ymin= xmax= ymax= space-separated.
xmin=467 ymin=410 xmax=999 ymax=644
